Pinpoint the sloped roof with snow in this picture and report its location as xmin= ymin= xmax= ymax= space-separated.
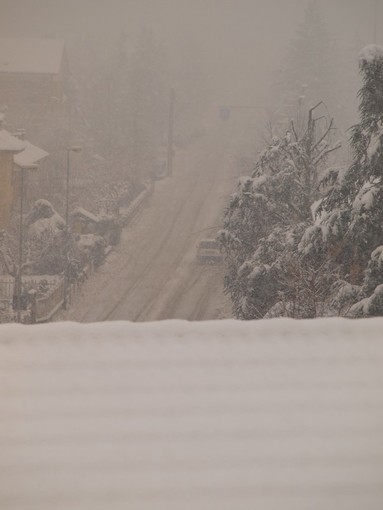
xmin=0 ymin=128 xmax=47 ymax=164
xmin=14 ymin=140 xmax=48 ymax=167
xmin=1 ymin=318 xmax=383 ymax=510
xmin=0 ymin=38 xmax=65 ymax=75
xmin=0 ymin=129 xmax=26 ymax=152
xmin=72 ymin=207 xmax=99 ymax=223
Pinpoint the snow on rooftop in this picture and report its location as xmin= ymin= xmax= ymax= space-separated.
xmin=359 ymin=44 xmax=383 ymax=64
xmin=0 ymin=128 xmax=47 ymax=164
xmin=0 ymin=129 xmax=26 ymax=152
xmin=72 ymin=207 xmax=99 ymax=223
xmin=0 ymin=38 xmax=65 ymax=75
xmin=1 ymin=318 xmax=383 ymax=510
xmin=14 ymin=140 xmax=48 ymax=167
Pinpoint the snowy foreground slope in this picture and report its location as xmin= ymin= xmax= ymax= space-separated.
xmin=1 ymin=319 xmax=383 ymax=510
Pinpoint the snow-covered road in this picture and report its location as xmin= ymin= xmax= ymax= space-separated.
xmin=57 ymin=132 xmax=236 ymax=322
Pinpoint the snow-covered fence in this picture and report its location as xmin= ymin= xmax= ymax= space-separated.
xmin=0 ymin=277 xmax=14 ymax=305
xmin=0 ymin=277 xmax=15 ymax=323
xmin=30 ymin=278 xmax=65 ymax=323
xmin=0 ymin=276 xmax=65 ymax=324
xmin=119 ymin=184 xmax=153 ymax=227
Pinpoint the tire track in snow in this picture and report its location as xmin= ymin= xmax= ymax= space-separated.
xmin=131 ymin=176 xmax=219 ymax=322
xmin=100 ymin=174 xmax=203 ymax=321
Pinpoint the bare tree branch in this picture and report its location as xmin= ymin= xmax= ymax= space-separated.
xmin=313 ymin=118 xmax=335 ymax=152
xmin=313 ymin=142 xmax=342 ymax=166
xmin=290 ymin=120 xmax=299 ymax=142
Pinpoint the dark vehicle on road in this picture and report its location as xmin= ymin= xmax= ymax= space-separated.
xmin=196 ymin=239 xmax=222 ymax=263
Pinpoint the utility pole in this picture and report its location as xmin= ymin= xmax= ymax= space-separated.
xmin=16 ymin=167 xmax=24 ymax=323
xmin=14 ymin=163 xmax=38 ymax=323
xmin=167 ymin=88 xmax=175 ymax=177
xmin=63 ymin=146 xmax=82 ymax=310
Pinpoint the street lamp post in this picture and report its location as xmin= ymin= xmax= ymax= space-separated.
xmin=63 ymin=146 xmax=82 ymax=309
xmin=14 ymin=163 xmax=38 ymax=323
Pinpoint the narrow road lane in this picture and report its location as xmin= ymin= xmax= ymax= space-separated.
xmin=58 ymin=133 xmax=235 ymax=322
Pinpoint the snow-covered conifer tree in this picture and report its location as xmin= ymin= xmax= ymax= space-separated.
xmin=306 ymin=45 xmax=383 ymax=317
xmin=220 ymin=104 xmax=340 ymax=319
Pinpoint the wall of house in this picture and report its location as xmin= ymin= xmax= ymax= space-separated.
xmin=0 ymin=151 xmax=15 ymax=228
xmin=0 ymin=73 xmax=63 ymax=117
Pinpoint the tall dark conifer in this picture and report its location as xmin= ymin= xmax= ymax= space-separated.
xmin=303 ymin=45 xmax=383 ymax=316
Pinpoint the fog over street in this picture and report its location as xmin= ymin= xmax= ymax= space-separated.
xmin=0 ymin=0 xmax=382 ymax=324
xmin=57 ymin=127 xmax=235 ymax=322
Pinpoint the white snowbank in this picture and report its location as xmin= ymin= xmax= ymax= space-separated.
xmin=1 ymin=318 xmax=383 ymax=510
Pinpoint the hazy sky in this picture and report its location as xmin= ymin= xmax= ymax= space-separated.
xmin=0 ymin=0 xmax=381 ymax=105
xmin=0 ymin=1 xmax=379 ymax=45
